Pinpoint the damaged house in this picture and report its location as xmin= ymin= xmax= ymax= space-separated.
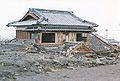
xmin=7 ymin=8 xmax=118 ymax=54
xmin=7 ymin=8 xmax=98 ymax=45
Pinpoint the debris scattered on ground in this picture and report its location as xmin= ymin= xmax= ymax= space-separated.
xmin=0 ymin=33 xmax=120 ymax=81
xmin=0 ymin=71 xmax=16 ymax=81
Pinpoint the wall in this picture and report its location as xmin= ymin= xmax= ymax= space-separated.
xmin=16 ymin=30 xmax=30 ymax=39
xmin=16 ymin=30 xmax=89 ymax=44
xmin=55 ymin=32 xmax=88 ymax=44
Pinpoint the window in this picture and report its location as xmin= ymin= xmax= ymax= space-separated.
xmin=42 ymin=33 xmax=55 ymax=43
xmin=31 ymin=33 xmax=38 ymax=39
xmin=76 ymin=33 xmax=87 ymax=42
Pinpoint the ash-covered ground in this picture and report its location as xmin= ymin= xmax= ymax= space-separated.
xmin=0 ymin=37 xmax=120 ymax=81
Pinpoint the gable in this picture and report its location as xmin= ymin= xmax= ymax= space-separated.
xmin=21 ymin=15 xmax=37 ymax=21
xmin=20 ymin=10 xmax=39 ymax=21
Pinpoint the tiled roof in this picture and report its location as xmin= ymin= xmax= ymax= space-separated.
xmin=7 ymin=8 xmax=98 ymax=32
xmin=7 ymin=8 xmax=98 ymax=27
xmin=34 ymin=8 xmax=97 ymax=27
xmin=88 ymin=33 xmax=115 ymax=52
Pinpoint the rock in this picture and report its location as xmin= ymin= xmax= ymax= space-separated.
xmin=44 ymin=67 xmax=53 ymax=72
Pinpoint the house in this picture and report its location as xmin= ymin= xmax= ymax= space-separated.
xmin=7 ymin=8 xmax=98 ymax=44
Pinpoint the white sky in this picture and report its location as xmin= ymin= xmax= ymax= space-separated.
xmin=0 ymin=0 xmax=120 ymax=41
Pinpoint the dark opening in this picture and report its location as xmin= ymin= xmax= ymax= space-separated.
xmin=76 ymin=33 xmax=87 ymax=42
xmin=42 ymin=33 xmax=55 ymax=43
xmin=76 ymin=33 xmax=82 ymax=41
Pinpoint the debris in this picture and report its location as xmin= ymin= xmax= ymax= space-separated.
xmin=63 ymin=75 xmax=70 ymax=78
xmin=44 ymin=67 xmax=54 ymax=72
xmin=0 ymin=71 xmax=16 ymax=81
xmin=96 ymin=58 xmax=106 ymax=65
xmin=30 ymin=66 xmax=41 ymax=74
xmin=66 ymin=66 xmax=76 ymax=70
xmin=0 ymin=36 xmax=119 ymax=80
xmin=23 ymin=67 xmax=27 ymax=71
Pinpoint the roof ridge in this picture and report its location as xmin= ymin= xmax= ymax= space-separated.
xmin=31 ymin=8 xmax=73 ymax=14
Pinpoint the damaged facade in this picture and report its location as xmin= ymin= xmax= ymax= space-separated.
xmin=7 ymin=8 xmax=98 ymax=44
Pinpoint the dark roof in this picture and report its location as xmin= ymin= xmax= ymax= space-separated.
xmin=88 ymin=33 xmax=115 ymax=52
xmin=7 ymin=8 xmax=98 ymax=32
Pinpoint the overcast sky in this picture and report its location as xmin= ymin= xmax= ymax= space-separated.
xmin=0 ymin=0 xmax=120 ymax=41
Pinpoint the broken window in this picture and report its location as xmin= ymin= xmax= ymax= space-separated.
xmin=42 ymin=33 xmax=55 ymax=43
xmin=76 ymin=33 xmax=87 ymax=42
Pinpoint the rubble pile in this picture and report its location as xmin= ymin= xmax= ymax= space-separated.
xmin=0 ymin=51 xmax=119 ymax=78
xmin=0 ymin=34 xmax=120 ymax=81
